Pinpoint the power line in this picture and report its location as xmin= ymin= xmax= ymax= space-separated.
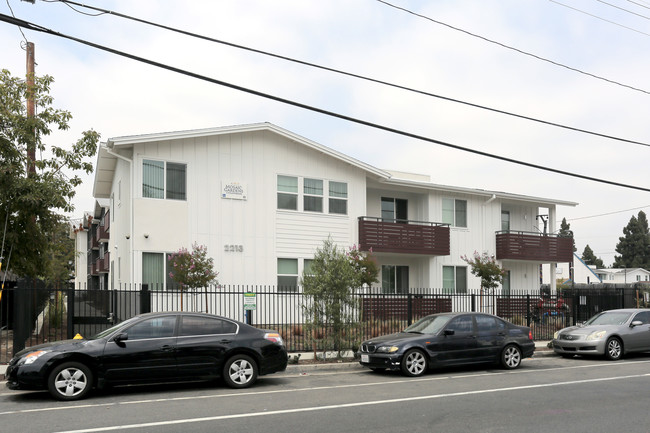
xmin=35 ymin=0 xmax=650 ymax=149
xmin=2 ymin=13 xmax=650 ymax=193
xmin=596 ymin=0 xmax=650 ymax=20
xmin=378 ymin=0 xmax=650 ymax=95
xmin=566 ymin=204 xmax=650 ymax=221
xmin=550 ymin=0 xmax=650 ymax=37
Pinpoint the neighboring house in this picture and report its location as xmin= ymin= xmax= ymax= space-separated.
xmin=542 ymin=253 xmax=602 ymax=285
xmin=80 ymin=122 xmax=577 ymax=294
xmin=593 ymin=268 xmax=650 ymax=284
xmin=73 ymin=201 xmax=110 ymax=290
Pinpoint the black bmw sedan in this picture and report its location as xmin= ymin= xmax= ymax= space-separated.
xmin=359 ymin=312 xmax=535 ymax=376
xmin=6 ymin=312 xmax=288 ymax=401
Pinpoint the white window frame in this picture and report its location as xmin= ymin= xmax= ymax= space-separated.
xmin=142 ymin=159 xmax=187 ymax=201
xmin=442 ymin=198 xmax=467 ymax=228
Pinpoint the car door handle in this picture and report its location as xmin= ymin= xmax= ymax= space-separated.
xmin=220 ymin=339 xmax=233 ymax=344
xmin=160 ymin=345 xmax=175 ymax=352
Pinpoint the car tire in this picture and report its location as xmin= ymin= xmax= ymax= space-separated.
xmin=223 ymin=354 xmax=258 ymax=388
xmin=400 ymin=349 xmax=428 ymax=377
xmin=501 ymin=344 xmax=522 ymax=369
xmin=47 ymin=361 xmax=93 ymax=401
xmin=605 ymin=337 xmax=623 ymax=361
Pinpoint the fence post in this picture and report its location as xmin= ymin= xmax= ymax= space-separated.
xmin=67 ymin=285 xmax=75 ymax=339
xmin=407 ymin=292 xmax=413 ymax=326
xmin=526 ymin=294 xmax=531 ymax=327
xmin=140 ymin=284 xmax=151 ymax=314
xmin=471 ymin=293 xmax=476 ymax=312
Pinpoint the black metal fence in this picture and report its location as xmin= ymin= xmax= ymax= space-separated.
xmin=1 ymin=282 xmax=648 ymax=362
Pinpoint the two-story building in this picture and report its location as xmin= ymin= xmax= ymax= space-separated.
xmin=79 ymin=122 xmax=576 ymax=294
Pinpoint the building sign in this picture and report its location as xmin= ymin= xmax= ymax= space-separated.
xmin=243 ymin=292 xmax=256 ymax=311
xmin=221 ymin=181 xmax=247 ymax=200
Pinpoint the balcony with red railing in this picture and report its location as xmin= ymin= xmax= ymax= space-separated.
xmin=358 ymin=216 xmax=450 ymax=255
xmin=100 ymin=251 xmax=110 ymax=273
xmin=495 ymin=230 xmax=574 ymax=263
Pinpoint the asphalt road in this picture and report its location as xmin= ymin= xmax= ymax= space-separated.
xmin=2 ymin=355 xmax=650 ymax=433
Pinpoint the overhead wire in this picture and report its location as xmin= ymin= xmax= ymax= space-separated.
xmin=550 ymin=0 xmax=650 ymax=37
xmin=378 ymin=0 xmax=650 ymax=94
xmin=565 ymin=204 xmax=650 ymax=221
xmin=596 ymin=0 xmax=650 ymax=20
xmin=41 ymin=0 xmax=650 ymax=149
xmin=2 ymin=13 xmax=650 ymax=194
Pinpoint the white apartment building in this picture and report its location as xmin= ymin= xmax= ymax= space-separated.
xmin=81 ymin=122 xmax=577 ymax=294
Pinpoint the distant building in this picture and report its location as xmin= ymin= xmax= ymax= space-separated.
xmin=542 ymin=253 xmax=602 ymax=285
xmin=593 ymin=268 xmax=650 ymax=284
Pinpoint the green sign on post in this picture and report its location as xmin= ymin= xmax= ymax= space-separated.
xmin=243 ymin=292 xmax=256 ymax=311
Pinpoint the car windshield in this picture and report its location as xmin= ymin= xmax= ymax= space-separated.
xmin=585 ymin=312 xmax=632 ymax=326
xmin=86 ymin=316 xmax=141 ymax=340
xmin=404 ymin=315 xmax=452 ymax=335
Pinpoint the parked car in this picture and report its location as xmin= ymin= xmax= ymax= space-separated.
xmin=5 ymin=312 xmax=288 ymax=401
xmin=358 ymin=312 xmax=535 ymax=377
xmin=552 ymin=308 xmax=650 ymax=360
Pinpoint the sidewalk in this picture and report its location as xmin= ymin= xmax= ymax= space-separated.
xmin=0 ymin=341 xmax=554 ymax=382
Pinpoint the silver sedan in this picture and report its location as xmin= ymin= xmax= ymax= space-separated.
xmin=552 ymin=308 xmax=650 ymax=360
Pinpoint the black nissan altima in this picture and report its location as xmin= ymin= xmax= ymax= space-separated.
xmin=6 ymin=312 xmax=288 ymax=401
xmin=359 ymin=312 xmax=535 ymax=376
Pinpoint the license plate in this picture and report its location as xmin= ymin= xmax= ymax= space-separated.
xmin=361 ymin=354 xmax=369 ymax=363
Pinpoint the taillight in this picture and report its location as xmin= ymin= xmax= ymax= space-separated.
xmin=264 ymin=332 xmax=284 ymax=345
xmin=529 ymin=330 xmax=533 ymax=340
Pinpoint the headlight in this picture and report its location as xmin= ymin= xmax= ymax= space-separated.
xmin=376 ymin=346 xmax=399 ymax=353
xmin=22 ymin=350 xmax=49 ymax=365
xmin=553 ymin=331 xmax=559 ymax=340
xmin=586 ymin=330 xmax=607 ymax=341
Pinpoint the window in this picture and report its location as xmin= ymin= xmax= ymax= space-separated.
xmin=278 ymin=175 xmax=348 ymax=214
xmin=501 ymin=211 xmax=510 ymax=231
xmin=143 ymin=159 xmax=186 ymax=200
xmin=304 ymin=178 xmax=323 ymax=212
xmin=382 ymin=265 xmax=409 ymax=294
xmin=443 ymin=266 xmax=467 ymax=294
xmin=381 ymin=197 xmax=407 ymax=222
xmin=277 ymin=258 xmax=298 ymax=292
xmin=277 ymin=175 xmax=298 ymax=210
xmin=329 ymin=181 xmax=348 ymax=215
xmin=445 ymin=316 xmax=474 ymax=334
xmin=442 ymin=198 xmax=467 ymax=227
xmin=179 ymin=316 xmax=237 ymax=336
xmin=126 ymin=316 xmax=176 ymax=340
xmin=304 ymin=259 xmax=314 ymax=275
xmin=142 ymin=252 xmax=175 ymax=290
xmin=476 ymin=315 xmax=506 ymax=332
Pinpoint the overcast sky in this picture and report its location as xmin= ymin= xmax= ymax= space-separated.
xmin=2 ymin=0 xmax=649 ymax=266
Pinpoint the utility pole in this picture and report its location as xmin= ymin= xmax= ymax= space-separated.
xmin=26 ymin=41 xmax=36 ymax=175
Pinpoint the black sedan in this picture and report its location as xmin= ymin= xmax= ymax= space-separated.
xmin=5 ymin=312 xmax=288 ymax=401
xmin=359 ymin=312 xmax=535 ymax=376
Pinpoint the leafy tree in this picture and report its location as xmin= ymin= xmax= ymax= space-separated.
xmin=558 ymin=217 xmax=576 ymax=252
xmin=0 ymin=69 xmax=99 ymax=277
xmin=581 ymin=244 xmax=604 ymax=269
xmin=346 ymin=244 xmax=379 ymax=287
xmin=461 ymin=251 xmax=506 ymax=292
xmin=301 ymin=238 xmax=360 ymax=359
xmin=613 ymin=211 xmax=650 ymax=269
xmin=167 ymin=243 xmax=219 ymax=311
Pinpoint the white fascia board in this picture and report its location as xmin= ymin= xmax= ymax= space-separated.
xmin=106 ymin=122 xmax=392 ymax=180
xmin=382 ymin=177 xmax=578 ymax=207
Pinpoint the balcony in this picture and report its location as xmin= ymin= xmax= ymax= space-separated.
xmin=358 ymin=217 xmax=450 ymax=255
xmin=496 ymin=231 xmax=574 ymax=263
xmin=100 ymin=251 xmax=110 ymax=273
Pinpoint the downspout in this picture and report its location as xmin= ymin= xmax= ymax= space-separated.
xmin=105 ymin=146 xmax=134 ymax=288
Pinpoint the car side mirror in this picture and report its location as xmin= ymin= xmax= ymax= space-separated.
xmin=113 ymin=332 xmax=128 ymax=343
xmin=443 ymin=329 xmax=455 ymax=336
xmin=630 ymin=321 xmax=643 ymax=328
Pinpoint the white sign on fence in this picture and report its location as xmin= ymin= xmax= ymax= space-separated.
xmin=243 ymin=292 xmax=256 ymax=311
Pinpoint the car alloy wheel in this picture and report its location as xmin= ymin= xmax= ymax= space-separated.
xmin=501 ymin=344 xmax=522 ymax=369
xmin=401 ymin=349 xmax=427 ymax=377
xmin=223 ymin=354 xmax=258 ymax=388
xmin=606 ymin=337 xmax=623 ymax=361
xmin=47 ymin=362 xmax=93 ymax=401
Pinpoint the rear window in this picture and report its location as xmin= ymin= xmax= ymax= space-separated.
xmin=179 ymin=316 xmax=237 ymax=336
